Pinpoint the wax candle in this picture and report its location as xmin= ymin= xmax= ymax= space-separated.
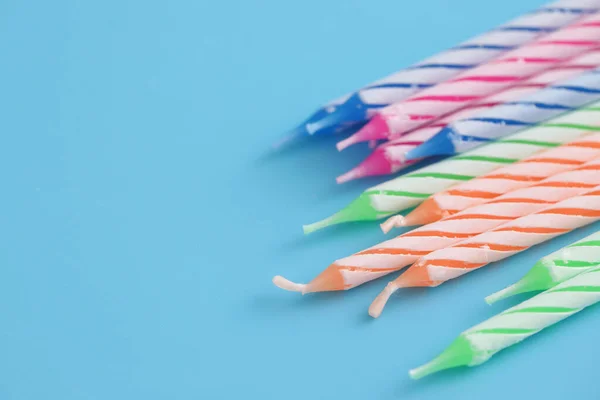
xmin=486 ymin=230 xmax=600 ymax=303
xmin=410 ymin=265 xmax=600 ymax=379
xmin=337 ymin=13 xmax=600 ymax=151
xmin=305 ymin=104 xmax=600 ymax=233
xmin=370 ymin=186 xmax=600 ymax=318
xmin=382 ymin=132 xmax=600 ymax=231
xmin=279 ymin=0 xmax=600 ymax=147
xmin=405 ymin=67 xmax=600 ymax=160
xmin=276 ymin=162 xmax=600 ymax=295
xmin=340 ymin=50 xmax=600 ymax=184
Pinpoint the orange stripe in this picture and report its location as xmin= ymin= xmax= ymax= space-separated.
xmin=424 ymin=259 xmax=485 ymax=269
xmin=339 ymin=265 xmax=402 ymax=273
xmin=575 ymin=164 xmax=600 ymax=171
xmin=533 ymin=181 xmax=598 ymax=189
xmin=483 ymin=173 xmax=544 ymax=182
xmin=453 ymin=242 xmax=527 ymax=251
xmin=585 ymin=190 xmax=600 ymax=196
xmin=486 ymin=197 xmax=550 ymax=205
xmin=446 ymin=213 xmax=510 ymax=221
xmin=357 ymin=248 xmax=430 ymax=256
xmin=445 ymin=189 xmax=498 ymax=199
xmin=494 ymin=226 xmax=569 ymax=234
xmin=521 ymin=157 xmax=583 ymax=165
xmin=402 ymin=230 xmax=473 ymax=239
xmin=538 ymin=207 xmax=600 ymax=217
xmin=570 ymin=141 xmax=600 ymax=149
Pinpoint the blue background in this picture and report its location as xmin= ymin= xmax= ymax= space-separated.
xmin=2 ymin=0 xmax=599 ymax=398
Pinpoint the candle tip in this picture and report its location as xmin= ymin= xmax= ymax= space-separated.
xmin=336 ymin=166 xmax=364 ymax=184
xmin=272 ymin=276 xmax=307 ymax=293
xmin=336 ymin=135 xmax=358 ymax=151
xmin=410 ymin=336 xmax=476 ymax=379
xmin=404 ymin=127 xmax=456 ymax=161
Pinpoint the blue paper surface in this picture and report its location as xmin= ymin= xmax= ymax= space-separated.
xmin=2 ymin=0 xmax=599 ymax=398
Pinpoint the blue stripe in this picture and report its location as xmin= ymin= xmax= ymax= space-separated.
xmin=536 ymin=7 xmax=597 ymax=14
xmin=408 ymin=63 xmax=475 ymax=70
xmin=466 ymin=118 xmax=532 ymax=126
xmin=450 ymin=133 xmax=492 ymax=143
xmin=496 ymin=26 xmax=556 ymax=33
xmin=552 ymin=85 xmax=600 ymax=94
xmin=502 ymin=101 xmax=573 ymax=110
xmin=365 ymin=83 xmax=433 ymax=90
xmin=452 ymin=44 xmax=516 ymax=51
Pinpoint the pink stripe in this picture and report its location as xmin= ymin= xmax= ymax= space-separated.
xmin=497 ymin=57 xmax=561 ymax=63
xmin=509 ymin=83 xmax=546 ymax=89
xmin=407 ymin=95 xmax=480 ymax=102
xmin=568 ymin=21 xmax=600 ymax=28
xmin=452 ymin=75 xmax=520 ymax=83
xmin=533 ymin=40 xmax=600 ymax=46
xmin=390 ymin=141 xmax=425 ymax=146
xmin=407 ymin=114 xmax=437 ymax=121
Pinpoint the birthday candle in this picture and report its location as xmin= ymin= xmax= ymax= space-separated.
xmin=409 ymin=265 xmax=600 ymax=380
xmin=338 ymin=50 xmax=600 ymax=183
xmin=305 ymin=104 xmax=600 ymax=233
xmin=275 ymin=162 xmax=600 ymax=294
xmin=486 ymin=230 xmax=600 ymax=303
xmin=405 ymin=67 xmax=600 ymax=161
xmin=369 ymin=186 xmax=600 ymax=318
xmin=337 ymin=13 xmax=600 ymax=151
xmin=280 ymin=1 xmax=600 ymax=146
xmin=382 ymin=132 xmax=600 ymax=231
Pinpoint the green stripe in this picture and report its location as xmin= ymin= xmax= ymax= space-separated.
xmin=452 ymin=155 xmax=518 ymax=164
xmin=473 ymin=328 xmax=537 ymax=335
xmin=406 ymin=172 xmax=473 ymax=181
xmin=504 ymin=306 xmax=576 ymax=314
xmin=552 ymin=260 xmax=600 ymax=268
xmin=498 ymin=139 xmax=558 ymax=147
xmin=549 ymin=285 xmax=600 ymax=293
xmin=582 ymin=106 xmax=600 ymax=111
xmin=569 ymin=240 xmax=600 ymax=248
xmin=365 ymin=190 xmax=430 ymax=198
xmin=542 ymin=123 xmax=600 ymax=132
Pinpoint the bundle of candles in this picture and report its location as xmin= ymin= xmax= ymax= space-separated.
xmin=275 ymin=0 xmax=600 ymax=380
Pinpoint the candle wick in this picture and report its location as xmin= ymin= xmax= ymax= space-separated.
xmin=272 ymin=276 xmax=308 ymax=294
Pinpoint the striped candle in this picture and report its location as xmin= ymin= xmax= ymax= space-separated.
xmin=339 ymin=49 xmax=600 ymax=184
xmin=277 ymin=160 xmax=600 ymax=295
xmin=405 ymin=67 xmax=600 ymax=160
xmin=486 ymin=230 xmax=600 ymax=303
xmin=304 ymin=103 xmax=600 ymax=233
xmin=279 ymin=0 xmax=599 ymax=146
xmin=382 ymin=132 xmax=600 ymax=230
xmin=337 ymin=12 xmax=600 ymax=151
xmin=410 ymin=265 xmax=600 ymax=379
xmin=369 ymin=186 xmax=600 ymax=318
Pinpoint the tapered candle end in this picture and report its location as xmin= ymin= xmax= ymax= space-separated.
xmin=303 ymin=216 xmax=338 ymax=234
xmin=303 ymin=194 xmax=383 ymax=233
xmin=336 ymin=115 xmax=389 ymax=151
xmin=337 ymin=148 xmax=394 ymax=183
xmin=485 ymin=264 xmax=554 ymax=304
xmin=380 ymin=215 xmax=405 ymax=234
xmin=272 ymin=125 xmax=309 ymax=150
xmin=272 ymin=276 xmax=308 ymax=293
xmin=402 ymin=198 xmax=448 ymax=227
xmin=404 ymin=127 xmax=456 ymax=161
xmin=336 ymin=135 xmax=359 ymax=151
xmin=336 ymin=166 xmax=365 ymax=184
xmin=368 ymin=282 xmax=399 ymax=318
xmin=409 ymin=336 xmax=476 ymax=380
xmin=394 ymin=263 xmax=437 ymax=288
